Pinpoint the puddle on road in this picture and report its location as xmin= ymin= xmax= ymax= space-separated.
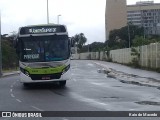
xmin=147 ymin=78 xmax=160 ymax=83
xmin=99 ymin=96 xmax=121 ymax=101
xmin=102 ymin=96 xmax=120 ymax=99
xmin=97 ymin=69 xmax=106 ymax=74
xmin=136 ymin=101 xmax=160 ymax=106
xmin=120 ymin=80 xmax=141 ymax=85
xmin=50 ymin=91 xmax=65 ymax=96
xmin=112 ymin=86 xmax=122 ymax=88
xmin=156 ymin=87 xmax=160 ymax=90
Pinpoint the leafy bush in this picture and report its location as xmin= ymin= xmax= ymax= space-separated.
xmin=131 ymin=47 xmax=140 ymax=68
xmin=2 ymin=39 xmax=18 ymax=70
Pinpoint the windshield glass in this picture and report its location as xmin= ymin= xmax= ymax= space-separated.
xmin=19 ymin=35 xmax=69 ymax=62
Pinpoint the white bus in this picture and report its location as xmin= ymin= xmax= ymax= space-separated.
xmin=16 ymin=24 xmax=71 ymax=87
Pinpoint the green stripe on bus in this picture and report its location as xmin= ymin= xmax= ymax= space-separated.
xmin=25 ymin=65 xmax=66 ymax=74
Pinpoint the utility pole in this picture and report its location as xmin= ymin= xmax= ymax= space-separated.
xmin=47 ymin=0 xmax=49 ymax=24
xmin=88 ymin=44 xmax=90 ymax=52
xmin=0 ymin=11 xmax=2 ymax=76
xmin=57 ymin=15 xmax=61 ymax=24
xmin=127 ymin=23 xmax=131 ymax=48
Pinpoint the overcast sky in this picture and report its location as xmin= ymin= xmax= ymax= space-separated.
xmin=0 ymin=0 xmax=159 ymax=44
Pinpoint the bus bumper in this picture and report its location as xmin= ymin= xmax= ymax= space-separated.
xmin=20 ymin=70 xmax=71 ymax=83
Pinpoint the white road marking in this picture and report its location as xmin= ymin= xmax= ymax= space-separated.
xmin=31 ymin=106 xmax=44 ymax=111
xmin=11 ymin=94 xmax=15 ymax=98
xmin=16 ymin=99 xmax=22 ymax=103
xmin=10 ymin=89 xmax=13 ymax=92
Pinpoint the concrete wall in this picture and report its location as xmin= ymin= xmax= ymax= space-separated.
xmin=72 ymin=52 xmax=108 ymax=61
xmin=96 ymin=52 xmax=100 ymax=60
xmin=110 ymin=48 xmax=132 ymax=64
xmin=72 ymin=43 xmax=160 ymax=69
xmin=140 ymin=43 xmax=160 ymax=68
xmin=110 ymin=43 xmax=160 ymax=68
xmin=72 ymin=54 xmax=80 ymax=60
xmin=79 ymin=53 xmax=90 ymax=60
xmin=90 ymin=52 xmax=96 ymax=60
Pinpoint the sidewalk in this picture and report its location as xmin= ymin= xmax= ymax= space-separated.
xmin=93 ymin=60 xmax=160 ymax=81
xmin=2 ymin=71 xmax=20 ymax=77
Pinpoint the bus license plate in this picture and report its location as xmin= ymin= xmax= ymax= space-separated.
xmin=42 ymin=76 xmax=51 ymax=80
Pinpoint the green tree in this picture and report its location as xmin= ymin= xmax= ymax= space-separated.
xmin=2 ymin=38 xmax=18 ymax=70
xmin=132 ymin=35 xmax=160 ymax=47
xmin=71 ymin=33 xmax=87 ymax=50
xmin=80 ymin=42 xmax=105 ymax=53
xmin=107 ymin=25 xmax=144 ymax=49
xmin=132 ymin=36 xmax=150 ymax=47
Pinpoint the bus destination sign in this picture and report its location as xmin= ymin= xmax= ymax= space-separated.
xmin=20 ymin=25 xmax=66 ymax=35
xmin=29 ymin=28 xmax=57 ymax=34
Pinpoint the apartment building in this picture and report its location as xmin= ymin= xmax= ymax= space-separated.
xmin=127 ymin=1 xmax=160 ymax=35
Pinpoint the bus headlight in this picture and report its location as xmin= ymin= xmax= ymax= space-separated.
xmin=62 ymin=65 xmax=70 ymax=74
xmin=24 ymin=71 xmax=30 ymax=77
xmin=20 ymin=67 xmax=30 ymax=77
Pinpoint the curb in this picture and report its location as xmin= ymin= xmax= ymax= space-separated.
xmin=93 ymin=61 xmax=160 ymax=88
xmin=1 ymin=71 xmax=20 ymax=78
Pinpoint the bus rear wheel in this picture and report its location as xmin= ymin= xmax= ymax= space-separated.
xmin=59 ymin=81 xmax=66 ymax=87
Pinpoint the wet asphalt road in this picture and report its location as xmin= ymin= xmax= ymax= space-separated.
xmin=0 ymin=60 xmax=160 ymax=120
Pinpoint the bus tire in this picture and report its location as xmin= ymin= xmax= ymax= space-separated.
xmin=59 ymin=81 xmax=66 ymax=87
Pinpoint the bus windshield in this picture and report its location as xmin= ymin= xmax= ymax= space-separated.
xmin=19 ymin=35 xmax=69 ymax=62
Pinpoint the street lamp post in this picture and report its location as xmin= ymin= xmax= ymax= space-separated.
xmin=127 ymin=23 xmax=131 ymax=48
xmin=47 ymin=0 xmax=49 ymax=24
xmin=57 ymin=15 xmax=61 ymax=24
xmin=88 ymin=44 xmax=90 ymax=52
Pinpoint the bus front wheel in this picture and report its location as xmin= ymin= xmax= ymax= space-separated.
xmin=59 ymin=81 xmax=66 ymax=87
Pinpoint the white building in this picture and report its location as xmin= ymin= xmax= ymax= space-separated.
xmin=127 ymin=1 xmax=160 ymax=35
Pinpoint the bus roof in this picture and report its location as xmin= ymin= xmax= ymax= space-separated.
xmin=23 ymin=24 xmax=66 ymax=27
